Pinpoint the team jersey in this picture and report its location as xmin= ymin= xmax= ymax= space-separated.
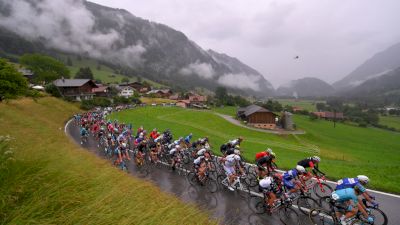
xmin=336 ymin=178 xmax=366 ymax=193
xmin=297 ymin=158 xmax=315 ymax=168
xmin=255 ymin=151 xmax=269 ymax=160
xmin=184 ymin=135 xmax=192 ymax=143
xmin=194 ymin=156 xmax=204 ymax=165
xmin=225 ymin=154 xmax=240 ymax=167
xmin=197 ymin=148 xmax=207 ymax=156
xmin=332 ymin=188 xmax=359 ymax=204
xmin=283 ymin=168 xmax=298 ymax=180
xmin=80 ymin=128 xmax=88 ymax=136
xmin=256 ymin=155 xmax=273 ymax=167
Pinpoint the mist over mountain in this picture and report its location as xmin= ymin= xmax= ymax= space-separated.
xmin=342 ymin=68 xmax=400 ymax=105
xmin=333 ymin=42 xmax=400 ymax=90
xmin=0 ymin=0 xmax=274 ymax=96
xmin=276 ymin=77 xmax=335 ymax=97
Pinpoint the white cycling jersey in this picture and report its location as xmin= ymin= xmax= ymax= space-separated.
xmin=197 ymin=148 xmax=207 ymax=156
xmin=194 ymin=156 xmax=204 ymax=165
xmin=225 ymin=154 xmax=240 ymax=167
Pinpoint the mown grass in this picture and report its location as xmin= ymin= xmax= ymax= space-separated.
xmin=379 ymin=116 xmax=400 ymax=130
xmin=0 ymin=98 xmax=216 ymax=225
xmin=111 ymin=106 xmax=400 ymax=193
xmin=211 ymin=106 xmax=238 ymax=117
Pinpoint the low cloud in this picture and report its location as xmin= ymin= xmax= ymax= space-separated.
xmin=0 ymin=0 xmax=145 ymax=66
xmin=179 ymin=61 xmax=215 ymax=79
xmin=217 ymin=73 xmax=261 ymax=91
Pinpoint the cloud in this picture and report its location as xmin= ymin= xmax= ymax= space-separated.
xmin=179 ymin=61 xmax=215 ymax=79
xmin=0 ymin=0 xmax=145 ymax=66
xmin=217 ymin=73 xmax=261 ymax=91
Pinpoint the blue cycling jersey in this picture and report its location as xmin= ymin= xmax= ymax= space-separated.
xmin=283 ymin=168 xmax=298 ymax=180
xmin=184 ymin=135 xmax=192 ymax=143
xmin=80 ymin=128 xmax=87 ymax=136
xmin=332 ymin=188 xmax=358 ymax=204
xmin=336 ymin=178 xmax=366 ymax=193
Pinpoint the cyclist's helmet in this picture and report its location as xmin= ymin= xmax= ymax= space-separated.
xmin=238 ymin=136 xmax=244 ymax=141
xmin=121 ymin=143 xmax=127 ymax=148
xmin=270 ymin=152 xmax=276 ymax=158
xmin=266 ymin=148 xmax=273 ymax=154
xmin=357 ymin=175 xmax=369 ymax=185
xmin=234 ymin=149 xmax=241 ymax=155
xmin=296 ymin=165 xmax=306 ymax=173
xmin=331 ymin=192 xmax=340 ymax=201
xmin=312 ymin=156 xmax=321 ymax=163
xmin=235 ymin=145 xmax=240 ymax=150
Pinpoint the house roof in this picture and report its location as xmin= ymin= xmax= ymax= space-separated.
xmin=238 ymin=104 xmax=275 ymax=117
xmin=54 ymin=79 xmax=97 ymax=88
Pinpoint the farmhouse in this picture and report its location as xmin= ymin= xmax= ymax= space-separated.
xmin=118 ymin=86 xmax=135 ymax=98
xmin=176 ymin=100 xmax=190 ymax=108
xmin=53 ymin=78 xmax=98 ymax=101
xmin=188 ymin=94 xmax=207 ymax=104
xmin=237 ymin=104 xmax=278 ymax=129
xmin=313 ymin=111 xmax=344 ymax=120
xmin=146 ymin=89 xmax=173 ymax=98
xmin=92 ymin=84 xmax=110 ymax=97
xmin=18 ymin=68 xmax=35 ymax=82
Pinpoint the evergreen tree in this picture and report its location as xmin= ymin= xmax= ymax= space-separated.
xmin=75 ymin=67 xmax=94 ymax=79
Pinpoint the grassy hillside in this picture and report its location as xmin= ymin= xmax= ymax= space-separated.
xmin=0 ymin=98 xmax=215 ymax=225
xmin=276 ymin=98 xmax=324 ymax=112
xmin=379 ymin=115 xmax=400 ymax=130
xmin=111 ymin=107 xmax=400 ymax=193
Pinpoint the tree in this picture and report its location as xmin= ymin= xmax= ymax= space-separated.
xmin=215 ymin=86 xmax=228 ymax=103
xmin=20 ymin=54 xmax=70 ymax=83
xmin=66 ymin=57 xmax=73 ymax=66
xmin=121 ymin=77 xmax=129 ymax=84
xmin=75 ymin=67 xmax=94 ymax=79
xmin=0 ymin=58 xmax=28 ymax=99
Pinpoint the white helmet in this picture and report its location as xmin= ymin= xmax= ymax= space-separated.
xmin=296 ymin=165 xmax=306 ymax=173
xmin=259 ymin=176 xmax=273 ymax=188
xmin=357 ymin=175 xmax=369 ymax=184
xmin=121 ymin=143 xmax=127 ymax=148
xmin=312 ymin=156 xmax=321 ymax=162
xmin=234 ymin=149 xmax=241 ymax=155
xmin=331 ymin=192 xmax=340 ymax=201
xmin=266 ymin=148 xmax=273 ymax=154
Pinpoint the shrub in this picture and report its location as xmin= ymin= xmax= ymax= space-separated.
xmin=45 ymin=83 xmax=61 ymax=97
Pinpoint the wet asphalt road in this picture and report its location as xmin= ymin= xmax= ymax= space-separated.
xmin=66 ymin=120 xmax=398 ymax=224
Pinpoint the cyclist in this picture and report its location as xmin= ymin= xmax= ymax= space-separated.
xmin=193 ymin=155 xmax=207 ymax=182
xmin=336 ymin=175 xmax=378 ymax=218
xmin=184 ymin=133 xmax=193 ymax=147
xmin=297 ymin=156 xmax=324 ymax=181
xmin=169 ymin=145 xmax=182 ymax=170
xmin=80 ymin=126 xmax=88 ymax=145
xmin=149 ymin=128 xmax=159 ymax=139
xmin=222 ymin=153 xmax=242 ymax=191
xmin=135 ymin=140 xmax=147 ymax=166
xmin=259 ymin=176 xmax=277 ymax=210
xmin=255 ymin=148 xmax=273 ymax=161
xmin=282 ymin=165 xmax=307 ymax=197
xmin=331 ymin=187 xmax=374 ymax=225
xmin=256 ymin=152 xmax=277 ymax=178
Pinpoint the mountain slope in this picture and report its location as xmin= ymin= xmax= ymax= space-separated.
xmin=343 ymin=67 xmax=400 ymax=104
xmin=276 ymin=77 xmax=335 ymax=97
xmin=333 ymin=42 xmax=400 ymax=90
xmin=0 ymin=0 xmax=274 ymax=96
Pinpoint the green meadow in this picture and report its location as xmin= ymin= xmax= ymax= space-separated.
xmin=0 ymin=98 xmax=215 ymax=225
xmin=110 ymin=106 xmax=400 ymax=193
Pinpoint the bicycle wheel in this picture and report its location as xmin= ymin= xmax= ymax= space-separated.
xmin=278 ymin=206 xmax=300 ymax=225
xmin=206 ymin=177 xmax=218 ymax=193
xmin=308 ymin=208 xmax=336 ymax=225
xmin=296 ymin=196 xmax=320 ymax=215
xmin=363 ymin=207 xmax=388 ymax=225
xmin=244 ymin=173 xmax=258 ymax=188
xmin=187 ymin=172 xmax=198 ymax=186
xmin=313 ymin=183 xmax=333 ymax=198
xmin=248 ymin=195 xmax=264 ymax=214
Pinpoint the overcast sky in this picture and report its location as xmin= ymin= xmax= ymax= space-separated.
xmin=91 ymin=0 xmax=400 ymax=87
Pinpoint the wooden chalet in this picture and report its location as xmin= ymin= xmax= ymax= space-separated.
xmin=53 ymin=79 xmax=97 ymax=101
xmin=92 ymin=84 xmax=110 ymax=97
xmin=237 ymin=104 xmax=278 ymax=129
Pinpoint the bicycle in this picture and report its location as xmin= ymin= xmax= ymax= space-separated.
xmin=217 ymin=173 xmax=251 ymax=198
xmin=300 ymin=172 xmax=333 ymax=198
xmin=187 ymin=164 xmax=218 ymax=193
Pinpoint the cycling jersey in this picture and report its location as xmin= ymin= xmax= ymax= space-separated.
xmin=197 ymin=148 xmax=207 ymax=156
xmin=80 ymin=128 xmax=88 ymax=136
xmin=225 ymin=154 xmax=240 ymax=167
xmin=194 ymin=156 xmax=204 ymax=165
xmin=332 ymin=188 xmax=359 ymax=204
xmin=297 ymin=157 xmax=315 ymax=168
xmin=184 ymin=135 xmax=192 ymax=144
xmin=255 ymin=151 xmax=269 ymax=161
xmin=256 ymin=155 xmax=273 ymax=167
xmin=283 ymin=168 xmax=298 ymax=180
xmin=336 ymin=178 xmax=366 ymax=193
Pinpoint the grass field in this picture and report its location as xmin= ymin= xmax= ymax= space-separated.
xmin=140 ymin=97 xmax=177 ymax=104
xmin=379 ymin=115 xmax=400 ymax=130
xmin=111 ymin=106 xmax=400 ymax=193
xmin=276 ymin=98 xmax=324 ymax=112
xmin=0 ymin=98 xmax=215 ymax=225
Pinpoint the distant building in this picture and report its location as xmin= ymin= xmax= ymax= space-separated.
xmin=189 ymin=94 xmax=207 ymax=104
xmin=169 ymin=93 xmax=180 ymax=100
xmin=237 ymin=104 xmax=278 ymax=129
xmin=53 ymin=79 xmax=98 ymax=101
xmin=18 ymin=68 xmax=35 ymax=82
xmin=146 ymin=89 xmax=173 ymax=98
xmin=118 ymin=86 xmax=135 ymax=98
xmin=119 ymin=81 xmax=151 ymax=93
xmin=292 ymin=106 xmax=303 ymax=112
xmin=92 ymin=84 xmax=110 ymax=97
xmin=176 ymin=100 xmax=190 ymax=108
xmin=313 ymin=111 xmax=344 ymax=120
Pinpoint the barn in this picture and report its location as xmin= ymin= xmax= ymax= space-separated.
xmin=237 ymin=105 xmax=278 ymax=129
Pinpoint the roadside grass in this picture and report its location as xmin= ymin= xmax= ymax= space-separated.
xmin=0 ymin=98 xmax=215 ymax=225
xmin=379 ymin=115 xmax=400 ymax=130
xmin=112 ymin=106 xmax=400 ymax=193
xmin=276 ymin=98 xmax=324 ymax=112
